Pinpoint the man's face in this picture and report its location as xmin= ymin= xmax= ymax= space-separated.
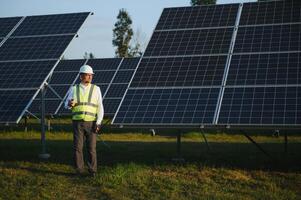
xmin=80 ymin=73 xmax=93 ymax=84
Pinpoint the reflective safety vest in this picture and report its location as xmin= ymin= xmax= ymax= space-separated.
xmin=72 ymin=84 xmax=98 ymax=121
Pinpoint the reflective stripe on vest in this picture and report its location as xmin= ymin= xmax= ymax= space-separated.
xmin=72 ymin=84 xmax=98 ymax=121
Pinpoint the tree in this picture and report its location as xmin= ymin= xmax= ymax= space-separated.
xmin=112 ymin=9 xmax=133 ymax=57
xmin=190 ymin=0 xmax=216 ymax=6
xmin=129 ymin=28 xmax=147 ymax=57
xmin=83 ymin=52 xmax=95 ymax=59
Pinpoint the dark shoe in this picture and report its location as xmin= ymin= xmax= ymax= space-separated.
xmin=89 ymin=172 xmax=96 ymax=177
xmin=75 ymin=169 xmax=85 ymax=177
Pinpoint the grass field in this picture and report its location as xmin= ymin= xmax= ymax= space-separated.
xmin=0 ymin=121 xmax=301 ymax=200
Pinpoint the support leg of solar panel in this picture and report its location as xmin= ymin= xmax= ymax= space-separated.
xmin=200 ymin=129 xmax=211 ymax=152
xmin=24 ymin=116 xmax=28 ymax=132
xmin=38 ymin=85 xmax=50 ymax=159
xmin=242 ymin=130 xmax=273 ymax=161
xmin=150 ymin=129 xmax=156 ymax=136
xmin=284 ymin=131 xmax=288 ymax=155
xmin=172 ymin=131 xmax=185 ymax=163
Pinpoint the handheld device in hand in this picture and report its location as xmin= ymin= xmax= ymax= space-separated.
xmin=69 ymin=99 xmax=77 ymax=107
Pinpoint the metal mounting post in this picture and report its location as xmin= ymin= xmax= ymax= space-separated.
xmin=39 ymin=85 xmax=50 ymax=159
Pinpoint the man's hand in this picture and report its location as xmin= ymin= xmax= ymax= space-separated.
xmin=68 ymin=99 xmax=76 ymax=108
xmin=95 ymin=124 xmax=102 ymax=134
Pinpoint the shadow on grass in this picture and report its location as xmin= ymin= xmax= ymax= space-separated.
xmin=0 ymin=138 xmax=301 ymax=175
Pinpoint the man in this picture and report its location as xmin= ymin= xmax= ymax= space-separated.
xmin=64 ymin=64 xmax=104 ymax=177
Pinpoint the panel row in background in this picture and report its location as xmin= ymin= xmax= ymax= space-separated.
xmin=113 ymin=0 xmax=301 ymax=126
xmin=0 ymin=12 xmax=90 ymax=124
xmin=28 ymin=57 xmax=140 ymax=117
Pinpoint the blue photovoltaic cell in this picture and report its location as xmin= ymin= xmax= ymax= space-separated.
xmin=144 ymin=28 xmax=233 ymax=57
xmin=87 ymin=58 xmax=122 ymax=70
xmin=29 ymin=99 xmax=61 ymax=115
xmin=131 ymin=56 xmax=227 ymax=87
xmin=156 ymin=4 xmax=239 ymax=30
xmin=119 ymin=57 xmax=140 ymax=70
xmin=105 ymin=84 xmax=128 ymax=98
xmin=0 ymin=60 xmax=57 ymax=89
xmin=0 ymin=35 xmax=74 ymax=61
xmin=0 ymin=17 xmax=22 ymax=37
xmin=112 ymin=70 xmax=135 ymax=84
xmin=54 ymin=59 xmax=86 ymax=72
xmin=49 ymin=71 xmax=79 ymax=85
xmin=234 ymin=24 xmax=301 ymax=53
xmin=12 ymin=12 xmax=90 ymax=36
xmin=218 ymin=86 xmax=301 ymax=125
xmin=45 ymin=85 xmax=70 ymax=99
xmin=99 ymin=84 xmax=109 ymax=95
xmin=92 ymin=71 xmax=116 ymax=84
xmin=103 ymin=98 xmax=122 ymax=116
xmin=0 ymin=90 xmax=36 ymax=123
xmin=227 ymin=53 xmax=301 ymax=86
xmin=114 ymin=88 xmax=220 ymax=124
xmin=240 ymin=0 xmax=301 ymax=26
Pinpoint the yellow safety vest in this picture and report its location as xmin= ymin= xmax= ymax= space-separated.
xmin=72 ymin=84 xmax=98 ymax=121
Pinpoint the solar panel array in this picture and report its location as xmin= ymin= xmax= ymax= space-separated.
xmin=113 ymin=0 xmax=301 ymax=127
xmin=0 ymin=12 xmax=90 ymax=123
xmin=30 ymin=57 xmax=139 ymax=117
xmin=219 ymin=0 xmax=301 ymax=125
xmin=113 ymin=3 xmax=239 ymax=125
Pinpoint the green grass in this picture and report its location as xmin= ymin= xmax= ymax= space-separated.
xmin=0 ymin=127 xmax=301 ymax=200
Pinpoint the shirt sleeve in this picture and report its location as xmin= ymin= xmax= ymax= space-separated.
xmin=96 ymin=86 xmax=104 ymax=125
xmin=64 ymin=87 xmax=74 ymax=109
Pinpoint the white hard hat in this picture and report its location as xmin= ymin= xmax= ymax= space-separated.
xmin=79 ymin=64 xmax=94 ymax=74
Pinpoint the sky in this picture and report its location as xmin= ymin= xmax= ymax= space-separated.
xmin=0 ymin=0 xmax=256 ymax=59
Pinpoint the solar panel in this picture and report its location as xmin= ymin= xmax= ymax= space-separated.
xmin=0 ymin=17 xmax=22 ymax=37
xmin=130 ymin=56 xmax=227 ymax=87
xmin=0 ymin=60 xmax=57 ymax=89
xmin=112 ymin=70 xmax=135 ymax=84
xmin=144 ymin=28 xmax=233 ymax=57
xmin=156 ymin=4 xmax=239 ymax=30
xmin=103 ymin=98 xmax=124 ymax=116
xmin=12 ymin=12 xmax=90 ymax=36
xmin=114 ymin=88 xmax=220 ymax=124
xmin=0 ymin=12 xmax=90 ymax=123
xmin=113 ymin=3 xmax=236 ymax=126
xmin=29 ymin=99 xmax=62 ymax=116
xmin=45 ymin=85 xmax=70 ymax=99
xmin=0 ymin=35 xmax=74 ymax=61
xmin=113 ymin=1 xmax=301 ymax=127
xmin=50 ymin=71 xmax=79 ymax=84
xmin=240 ymin=0 xmax=301 ymax=25
xmin=218 ymin=86 xmax=301 ymax=125
xmin=234 ymin=24 xmax=301 ymax=53
xmin=92 ymin=71 xmax=116 ymax=84
xmin=0 ymin=90 xmax=36 ymax=123
xmin=118 ymin=57 xmax=140 ymax=69
xmin=227 ymin=53 xmax=301 ymax=86
xmin=54 ymin=59 xmax=86 ymax=72
xmin=105 ymin=84 xmax=128 ymax=98
xmin=99 ymin=84 xmax=109 ymax=95
xmin=87 ymin=58 xmax=122 ymax=70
